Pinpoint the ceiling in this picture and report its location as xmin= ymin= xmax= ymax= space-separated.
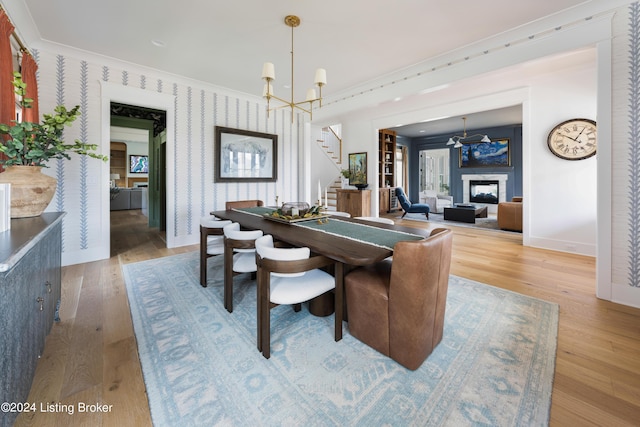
xmin=16 ymin=0 xmax=589 ymax=101
xmin=390 ymin=106 xmax=524 ymax=138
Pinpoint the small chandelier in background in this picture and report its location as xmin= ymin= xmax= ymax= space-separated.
xmin=261 ymin=15 xmax=327 ymax=122
xmin=446 ymin=117 xmax=491 ymax=148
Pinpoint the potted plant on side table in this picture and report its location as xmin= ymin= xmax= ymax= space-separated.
xmin=0 ymin=72 xmax=107 ymax=218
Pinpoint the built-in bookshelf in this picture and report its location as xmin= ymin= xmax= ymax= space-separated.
xmin=378 ymin=129 xmax=396 ymax=188
xmin=110 ymin=142 xmax=127 ymax=187
xmin=378 ymin=129 xmax=399 ymax=212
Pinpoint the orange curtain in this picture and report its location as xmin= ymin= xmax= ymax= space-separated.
xmin=0 ymin=8 xmax=15 ymax=128
xmin=21 ymin=53 xmax=38 ymax=123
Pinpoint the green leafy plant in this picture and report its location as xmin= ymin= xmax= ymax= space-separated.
xmin=340 ymin=169 xmax=351 ymax=178
xmin=0 ymin=72 xmax=107 ymax=167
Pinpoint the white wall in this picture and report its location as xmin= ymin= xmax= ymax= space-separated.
xmin=526 ymin=62 xmax=597 ymax=255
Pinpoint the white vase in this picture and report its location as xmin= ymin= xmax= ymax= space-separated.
xmin=341 ymin=176 xmax=349 ymax=189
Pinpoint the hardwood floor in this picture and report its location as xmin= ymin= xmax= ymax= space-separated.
xmin=16 ymin=210 xmax=640 ymax=426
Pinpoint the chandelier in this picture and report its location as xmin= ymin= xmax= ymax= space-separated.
xmin=261 ymin=15 xmax=326 ymax=122
xmin=446 ymin=117 xmax=491 ymax=148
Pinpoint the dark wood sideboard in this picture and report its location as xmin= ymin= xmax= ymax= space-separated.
xmin=0 ymin=213 xmax=64 ymax=427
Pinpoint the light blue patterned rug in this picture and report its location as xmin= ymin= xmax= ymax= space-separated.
xmin=400 ymin=212 xmax=521 ymax=234
xmin=122 ymin=252 xmax=558 ymax=426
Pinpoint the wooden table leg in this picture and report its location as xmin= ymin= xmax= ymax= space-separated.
xmin=334 ymin=262 xmax=343 ymax=342
xmin=224 ymin=242 xmax=233 ymax=312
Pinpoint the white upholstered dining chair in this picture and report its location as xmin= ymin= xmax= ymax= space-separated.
xmin=254 ymin=234 xmax=336 ymax=359
xmin=354 ymin=216 xmax=395 ymax=225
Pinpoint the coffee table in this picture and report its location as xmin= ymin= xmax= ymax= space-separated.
xmin=443 ymin=205 xmax=488 ymax=223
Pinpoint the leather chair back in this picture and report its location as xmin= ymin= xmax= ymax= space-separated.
xmin=389 ymin=228 xmax=452 ymax=368
xmin=345 ymin=227 xmax=453 ymax=370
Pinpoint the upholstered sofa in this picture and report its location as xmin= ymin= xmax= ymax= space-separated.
xmin=419 ymin=190 xmax=453 ymax=213
xmin=497 ymin=196 xmax=523 ymax=231
xmin=110 ymin=188 xmax=146 ymax=211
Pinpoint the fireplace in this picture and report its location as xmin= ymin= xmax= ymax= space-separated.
xmin=469 ymin=180 xmax=499 ymax=204
xmin=461 ymin=174 xmax=508 ymax=214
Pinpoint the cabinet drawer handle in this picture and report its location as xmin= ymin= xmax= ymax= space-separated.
xmin=36 ymin=297 xmax=44 ymax=311
xmin=45 ymin=281 xmax=52 ymax=293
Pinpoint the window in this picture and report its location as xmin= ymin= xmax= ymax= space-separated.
xmin=419 ymin=148 xmax=450 ymax=194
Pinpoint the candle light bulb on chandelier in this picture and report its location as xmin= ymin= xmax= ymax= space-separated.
xmin=260 ymin=15 xmax=327 ymax=122
xmin=261 ymin=62 xmax=275 ymax=80
xmin=314 ymin=68 xmax=327 ymax=85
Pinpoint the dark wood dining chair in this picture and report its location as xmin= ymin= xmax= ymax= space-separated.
xmin=223 ymin=222 xmax=263 ymax=313
xmin=199 ymin=215 xmax=232 ymax=287
xmin=225 ymin=199 xmax=264 ymax=210
xmin=255 ymin=234 xmax=336 ymax=359
xmin=344 ymin=228 xmax=453 ymax=370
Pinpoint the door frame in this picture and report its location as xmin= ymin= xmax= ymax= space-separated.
xmin=100 ymin=82 xmax=176 ymax=259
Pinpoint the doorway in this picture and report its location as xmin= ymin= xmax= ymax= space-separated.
xmin=419 ymin=148 xmax=450 ymax=195
xmin=100 ymin=83 xmax=176 ymax=260
xmin=110 ymin=106 xmax=166 ymax=228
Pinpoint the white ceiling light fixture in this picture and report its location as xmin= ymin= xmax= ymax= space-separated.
xmin=446 ymin=116 xmax=491 ymax=148
xmin=261 ymin=15 xmax=327 ymax=122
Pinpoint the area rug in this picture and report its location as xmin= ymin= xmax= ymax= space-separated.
xmin=122 ymin=252 xmax=558 ymax=427
xmin=399 ymin=212 xmax=516 ymax=233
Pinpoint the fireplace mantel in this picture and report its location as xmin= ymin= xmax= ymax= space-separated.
xmin=461 ymin=174 xmax=508 ymax=214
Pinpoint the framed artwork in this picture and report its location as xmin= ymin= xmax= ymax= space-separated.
xmin=348 ymin=152 xmax=368 ymax=187
xmin=129 ymin=155 xmax=149 ymax=173
xmin=459 ymin=138 xmax=511 ymax=168
xmin=214 ymin=126 xmax=277 ymax=182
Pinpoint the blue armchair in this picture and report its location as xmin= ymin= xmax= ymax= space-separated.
xmin=396 ymin=187 xmax=430 ymax=219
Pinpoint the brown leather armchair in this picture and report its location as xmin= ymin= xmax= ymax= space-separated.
xmin=497 ymin=197 xmax=523 ymax=231
xmin=344 ymin=228 xmax=453 ymax=370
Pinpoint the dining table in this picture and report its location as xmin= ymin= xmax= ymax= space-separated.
xmin=211 ymin=207 xmax=432 ymax=341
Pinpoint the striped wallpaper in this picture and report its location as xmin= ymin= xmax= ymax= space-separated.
xmin=33 ymin=48 xmax=301 ymax=260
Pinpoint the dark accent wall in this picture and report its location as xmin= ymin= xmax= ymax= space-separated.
xmin=406 ymin=124 xmax=523 ymax=203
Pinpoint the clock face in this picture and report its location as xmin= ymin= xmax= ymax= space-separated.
xmin=547 ymin=118 xmax=597 ymax=160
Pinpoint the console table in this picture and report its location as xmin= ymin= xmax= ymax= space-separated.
xmin=0 ymin=213 xmax=64 ymax=427
xmin=336 ymin=189 xmax=371 ymax=217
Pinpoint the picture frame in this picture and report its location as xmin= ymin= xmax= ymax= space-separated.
xmin=348 ymin=152 xmax=368 ymax=187
xmin=214 ymin=126 xmax=278 ymax=182
xmin=459 ymin=138 xmax=511 ymax=168
xmin=129 ymin=154 xmax=149 ymax=174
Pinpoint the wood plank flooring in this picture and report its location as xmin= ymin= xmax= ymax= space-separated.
xmin=15 ymin=209 xmax=640 ymax=426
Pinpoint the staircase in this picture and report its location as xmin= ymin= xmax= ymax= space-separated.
xmin=325 ymin=177 xmax=343 ymax=211
xmin=316 ymin=126 xmax=344 ymax=211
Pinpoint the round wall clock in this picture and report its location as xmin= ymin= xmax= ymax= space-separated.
xmin=546 ymin=118 xmax=597 ymax=160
